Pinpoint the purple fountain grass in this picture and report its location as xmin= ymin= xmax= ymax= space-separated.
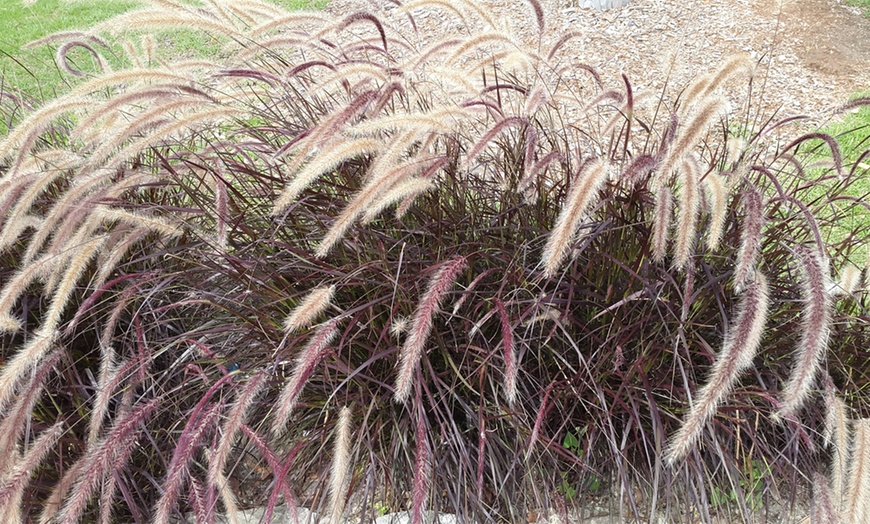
xmin=495 ymin=299 xmax=518 ymax=407
xmin=541 ymin=157 xmax=609 ymax=277
xmin=42 ymin=399 xmax=158 ymax=524
xmin=679 ymin=54 xmax=751 ymax=116
xmin=214 ymin=176 xmax=229 ymax=250
xmin=97 ymin=468 xmax=118 ymax=524
xmin=832 ymin=263 xmax=861 ymax=297
xmin=621 ymin=153 xmax=658 ymax=186
xmin=778 ymin=246 xmax=832 ymax=421
xmin=461 ymin=117 xmax=529 ymax=170
xmin=248 ymin=428 xmax=302 ymax=524
xmin=703 ymin=173 xmax=728 ymax=251
xmin=824 ymin=381 xmax=849 ymax=511
xmin=283 ymin=285 xmax=336 ymax=333
xmin=524 ymin=0 xmax=544 ymax=34
xmin=207 ymin=371 xmax=267 ymax=495
xmin=272 ymin=317 xmax=341 ymax=435
xmin=673 ymin=155 xmax=700 ymax=271
xmin=0 ymin=350 xmax=61 ymax=461
xmin=0 ymin=258 xmax=54 ymax=332
xmin=656 ymin=96 xmax=726 ymax=186
xmin=651 ymin=184 xmax=672 ymax=263
xmin=361 ymin=178 xmax=435 ymax=224
xmin=2 ymin=2 xmax=869 ymax=519
xmin=87 ymin=356 xmax=141 ymax=443
xmin=0 ymin=421 xmax=64 ymax=516
xmin=519 ymin=150 xmax=564 ymax=195
xmin=411 ymin=412 xmax=431 ymax=524
xmin=187 ymin=477 xmax=209 ymax=524
xmin=152 ymin=403 xmax=221 ymax=524
xmin=525 ymin=382 xmax=554 ymax=460
xmin=335 ymin=12 xmax=389 ymax=52
xmin=779 ymin=133 xmax=844 ymax=179
xmin=810 ymin=472 xmax=839 ymax=524
xmin=315 ymin=135 xmax=432 ymax=258
xmin=845 ymin=419 xmax=870 ymax=524
xmin=211 ymin=469 xmax=239 ymax=524
xmin=732 ymin=185 xmax=764 ymax=293
xmin=328 ymin=406 xmax=353 ymax=524
xmin=272 ymin=137 xmax=383 ymax=213
xmin=0 ymin=329 xmax=57 ymax=414
xmin=394 ymin=256 xmax=467 ymax=404
xmin=665 ymin=272 xmax=769 ymax=466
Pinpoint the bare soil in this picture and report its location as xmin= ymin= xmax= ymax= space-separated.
xmin=774 ymin=0 xmax=870 ymax=78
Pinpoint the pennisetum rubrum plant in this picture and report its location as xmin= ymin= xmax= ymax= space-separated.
xmin=0 ymin=0 xmax=868 ymax=522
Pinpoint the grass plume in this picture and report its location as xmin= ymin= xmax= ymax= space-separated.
xmin=283 ymin=285 xmax=336 ymax=333
xmin=651 ymin=184 xmax=672 ymax=263
xmin=541 ymin=158 xmax=609 ymax=277
xmin=673 ymin=155 xmax=701 ymax=270
xmin=328 ymin=406 xmax=353 ymax=524
xmin=665 ymin=272 xmax=769 ymax=465
xmin=272 ymin=318 xmax=341 ymax=435
xmin=733 ymin=185 xmax=765 ymax=292
xmin=845 ymin=419 xmax=870 ymax=524
xmin=395 ymin=256 xmax=467 ymax=404
xmin=778 ymin=246 xmax=832 ymax=420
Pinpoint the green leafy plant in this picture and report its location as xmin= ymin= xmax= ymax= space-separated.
xmin=709 ymin=459 xmax=770 ymax=511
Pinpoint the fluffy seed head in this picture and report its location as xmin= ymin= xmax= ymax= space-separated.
xmin=845 ymin=419 xmax=870 ymax=524
xmin=328 ymin=406 xmax=353 ymax=524
xmin=541 ymin=157 xmax=609 ymax=277
xmin=832 ymin=263 xmax=861 ymax=297
xmin=394 ymin=257 xmax=467 ymax=403
xmin=703 ymin=173 xmax=728 ymax=251
xmin=272 ymin=318 xmax=340 ymax=435
xmin=495 ymin=299 xmax=518 ymax=406
xmin=778 ymin=246 xmax=832 ymax=420
xmin=666 ymin=272 xmax=769 ymax=465
xmin=283 ymin=285 xmax=336 ymax=333
xmin=733 ymin=185 xmax=764 ymax=293
xmin=651 ymin=185 xmax=672 ymax=264
xmin=673 ymin=156 xmax=701 ymax=271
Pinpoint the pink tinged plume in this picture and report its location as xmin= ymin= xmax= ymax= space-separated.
xmin=665 ymin=272 xmax=769 ymax=465
xmin=283 ymin=285 xmax=336 ymax=334
xmin=733 ymin=185 xmax=764 ymax=293
xmin=207 ymin=372 xmax=267 ymax=495
xmin=0 ymin=421 xmax=64 ymax=512
xmin=810 ymin=472 xmax=838 ymax=524
xmin=411 ymin=414 xmax=431 ymax=524
xmin=272 ymin=318 xmax=340 ymax=436
xmin=845 ymin=419 xmax=870 ymax=524
xmin=651 ymin=184 xmax=672 ymax=264
xmin=778 ymin=246 xmax=832 ymax=421
xmin=541 ymin=158 xmax=609 ymax=277
xmin=328 ymin=406 xmax=353 ymax=524
xmin=51 ymin=400 xmax=159 ymax=524
xmin=152 ymin=403 xmax=220 ymax=524
xmin=394 ymin=257 xmax=467 ymax=404
xmin=495 ymin=299 xmax=518 ymax=407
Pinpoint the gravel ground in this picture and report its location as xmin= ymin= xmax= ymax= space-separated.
xmin=326 ymin=0 xmax=870 ymax=128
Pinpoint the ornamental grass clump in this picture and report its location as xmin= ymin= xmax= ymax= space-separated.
xmin=0 ymin=0 xmax=869 ymax=522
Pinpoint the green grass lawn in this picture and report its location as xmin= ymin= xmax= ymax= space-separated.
xmin=0 ymin=0 xmax=326 ymax=101
xmin=844 ymin=0 xmax=870 ymax=16
xmin=796 ymin=92 xmax=870 ymax=245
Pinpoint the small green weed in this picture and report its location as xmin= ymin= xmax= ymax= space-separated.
xmin=709 ymin=460 xmax=771 ymax=511
xmin=559 ymin=427 xmax=602 ymax=500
